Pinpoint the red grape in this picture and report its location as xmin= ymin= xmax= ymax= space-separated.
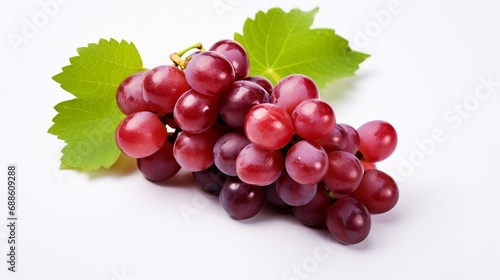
xmin=326 ymin=197 xmax=371 ymax=245
xmin=352 ymin=169 xmax=399 ymax=214
xmin=116 ymin=111 xmax=166 ymax=158
xmin=357 ymin=120 xmax=398 ymax=162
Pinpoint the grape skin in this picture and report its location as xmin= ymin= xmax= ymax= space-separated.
xmin=116 ymin=71 xmax=151 ymax=115
xmin=337 ymin=123 xmax=360 ymax=155
xmin=291 ymin=99 xmax=336 ymax=140
xmin=173 ymin=89 xmax=219 ymax=134
xmin=326 ymin=197 xmax=371 ymax=245
xmin=245 ymin=76 xmax=273 ymax=95
xmin=213 ymin=131 xmax=251 ymax=176
xmin=275 ymin=171 xmax=317 ymax=206
xmin=173 ymin=128 xmax=219 ymax=172
xmin=184 ymin=51 xmax=235 ymax=96
xmin=137 ymin=139 xmax=180 ymax=182
xmin=244 ymin=103 xmax=294 ymax=151
xmin=285 ymin=140 xmax=328 ymax=185
xmin=357 ymin=120 xmax=398 ymax=162
xmin=219 ymin=177 xmax=264 ymax=220
xmin=293 ymin=187 xmax=330 ymax=227
xmin=352 ymin=169 xmax=399 ymax=214
xmin=235 ymin=143 xmax=284 ymax=186
xmin=209 ymin=39 xmax=250 ymax=80
xmin=314 ymin=124 xmax=348 ymax=152
xmin=142 ymin=65 xmax=191 ymax=115
xmin=323 ymin=151 xmax=364 ymax=195
xmin=115 ymin=111 xmax=167 ymax=158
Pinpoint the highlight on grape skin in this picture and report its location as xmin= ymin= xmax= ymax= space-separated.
xmin=111 ymin=38 xmax=400 ymax=245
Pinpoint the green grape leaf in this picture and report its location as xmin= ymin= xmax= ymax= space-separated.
xmin=49 ymin=39 xmax=143 ymax=171
xmin=234 ymin=7 xmax=369 ymax=88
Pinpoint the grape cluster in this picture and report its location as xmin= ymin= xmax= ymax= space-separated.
xmin=115 ymin=40 xmax=399 ymax=245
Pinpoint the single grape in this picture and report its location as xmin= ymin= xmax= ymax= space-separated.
xmin=244 ymin=76 xmax=273 ymax=95
xmin=192 ymin=164 xmax=229 ymax=196
xmin=236 ymin=143 xmax=284 ymax=186
xmin=116 ymin=71 xmax=151 ymax=115
xmin=173 ymin=89 xmax=219 ymax=134
xmin=357 ymin=120 xmax=398 ymax=162
xmin=323 ymin=151 xmax=364 ymax=195
xmin=213 ymin=131 xmax=251 ymax=176
xmin=291 ymin=99 xmax=336 ymax=140
xmin=285 ymin=140 xmax=328 ymax=185
xmin=271 ymin=74 xmax=319 ymax=114
xmin=116 ymin=111 xmax=167 ymax=158
xmin=326 ymin=197 xmax=371 ymax=245
xmin=209 ymin=39 xmax=250 ymax=80
xmin=173 ymin=128 xmax=219 ymax=172
xmin=293 ymin=187 xmax=331 ymax=227
xmin=137 ymin=139 xmax=180 ymax=181
xmin=314 ymin=124 xmax=348 ymax=152
xmin=263 ymin=183 xmax=290 ymax=208
xmin=142 ymin=65 xmax=191 ymax=114
xmin=352 ymin=169 xmax=399 ymax=214
xmin=219 ymin=177 xmax=264 ymax=220
xmin=244 ymin=103 xmax=294 ymax=150
xmin=338 ymin=123 xmax=360 ymax=155
xmin=218 ymin=80 xmax=270 ymax=130
xmin=184 ymin=51 xmax=235 ymax=96
xmin=275 ymin=171 xmax=317 ymax=206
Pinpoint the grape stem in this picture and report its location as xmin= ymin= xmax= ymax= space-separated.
xmin=319 ymin=182 xmax=338 ymax=204
xmin=170 ymin=42 xmax=204 ymax=69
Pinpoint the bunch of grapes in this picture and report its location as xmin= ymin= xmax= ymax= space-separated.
xmin=115 ymin=39 xmax=399 ymax=245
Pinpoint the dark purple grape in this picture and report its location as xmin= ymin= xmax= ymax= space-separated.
xmin=219 ymin=177 xmax=264 ymax=220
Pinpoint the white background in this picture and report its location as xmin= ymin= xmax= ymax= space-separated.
xmin=1 ymin=0 xmax=500 ymax=279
